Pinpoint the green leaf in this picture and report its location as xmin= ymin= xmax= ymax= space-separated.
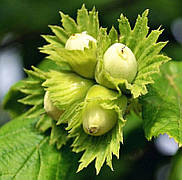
xmin=0 ymin=115 xmax=76 ymax=180
xmin=118 ymin=14 xmax=131 ymax=44
xmin=109 ymin=26 xmax=118 ymax=44
xmin=58 ymin=85 xmax=127 ymax=174
xmin=18 ymin=68 xmax=46 ymax=118
xmin=53 ymin=43 xmax=97 ymax=79
xmin=42 ymin=70 xmax=94 ymax=110
xmin=77 ymin=4 xmax=99 ymax=38
xmin=126 ymin=9 xmax=149 ymax=53
xmin=2 ymin=80 xmax=27 ymax=118
xmin=41 ymin=38 xmax=97 ymax=79
xmin=60 ymin=12 xmax=78 ymax=36
xmin=96 ymin=9 xmax=170 ymax=98
xmin=40 ymin=5 xmax=100 ymax=78
xmin=36 ymin=113 xmax=52 ymax=132
xmin=141 ymin=61 xmax=182 ymax=145
xmin=38 ymin=58 xmax=71 ymax=72
xmin=169 ymin=149 xmax=182 ymax=180
xmin=17 ymin=66 xmax=70 ymax=149
xmin=49 ymin=25 xmax=69 ymax=45
xmin=50 ymin=121 xmax=69 ymax=149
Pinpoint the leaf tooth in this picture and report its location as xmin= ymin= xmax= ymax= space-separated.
xmin=60 ymin=12 xmax=78 ymax=35
xmin=109 ymin=26 xmax=118 ymax=44
xmin=26 ymin=104 xmax=44 ymax=118
xmin=135 ymin=28 xmax=164 ymax=59
xmin=77 ymin=4 xmax=89 ymax=32
xmin=48 ymin=25 xmax=69 ymax=45
xmin=20 ymin=88 xmax=43 ymax=95
xmin=95 ymin=137 xmax=108 ymax=174
xmin=41 ymin=35 xmax=64 ymax=48
xmin=88 ymin=6 xmax=99 ymax=38
xmin=138 ymin=41 xmax=167 ymax=65
xmin=24 ymin=69 xmax=45 ymax=81
xmin=18 ymin=94 xmax=43 ymax=105
xmin=128 ymin=10 xmax=149 ymax=52
xmin=138 ymin=54 xmax=170 ymax=71
xmin=118 ymin=14 xmax=131 ymax=44
xmin=36 ymin=114 xmax=52 ymax=132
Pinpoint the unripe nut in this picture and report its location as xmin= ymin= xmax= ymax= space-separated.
xmin=82 ymin=102 xmax=117 ymax=136
xmin=65 ymin=31 xmax=96 ymax=51
xmin=103 ymin=43 xmax=137 ymax=83
xmin=44 ymin=91 xmax=63 ymax=121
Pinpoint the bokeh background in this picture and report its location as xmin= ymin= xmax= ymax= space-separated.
xmin=0 ymin=0 xmax=182 ymax=179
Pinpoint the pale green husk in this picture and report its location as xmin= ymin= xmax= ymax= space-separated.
xmin=95 ymin=10 xmax=171 ymax=98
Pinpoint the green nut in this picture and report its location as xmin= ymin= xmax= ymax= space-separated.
xmin=82 ymin=85 xmax=127 ymax=136
xmin=65 ymin=31 xmax=96 ymax=50
xmin=82 ymin=101 xmax=117 ymax=136
xmin=103 ymin=43 xmax=137 ymax=83
xmin=44 ymin=91 xmax=63 ymax=121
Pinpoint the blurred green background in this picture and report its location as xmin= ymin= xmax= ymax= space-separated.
xmin=0 ymin=0 xmax=182 ymax=179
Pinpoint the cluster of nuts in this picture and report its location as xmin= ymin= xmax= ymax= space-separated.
xmin=44 ymin=31 xmax=137 ymax=136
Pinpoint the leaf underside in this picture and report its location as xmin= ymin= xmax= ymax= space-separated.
xmin=142 ymin=61 xmax=182 ymax=146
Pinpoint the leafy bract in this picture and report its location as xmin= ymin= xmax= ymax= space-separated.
xmin=0 ymin=114 xmax=76 ymax=180
xmin=42 ymin=70 xmax=94 ymax=110
xmin=95 ymin=9 xmax=170 ymax=98
xmin=40 ymin=4 xmax=99 ymax=79
xmin=2 ymin=80 xmax=27 ymax=118
xmin=57 ymin=85 xmax=127 ymax=174
xmin=142 ymin=61 xmax=182 ymax=145
xmin=17 ymin=67 xmax=69 ymax=149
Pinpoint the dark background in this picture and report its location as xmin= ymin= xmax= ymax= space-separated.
xmin=0 ymin=0 xmax=182 ymax=179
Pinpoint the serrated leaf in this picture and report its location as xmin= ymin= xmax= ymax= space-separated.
xmin=39 ymin=46 xmax=72 ymax=71
xmin=49 ymin=25 xmax=69 ymax=45
xmin=42 ymin=70 xmax=94 ymax=110
xmin=127 ymin=9 xmax=149 ymax=53
xmin=71 ymin=112 xmax=125 ymax=175
xmin=59 ymin=85 xmax=127 ymax=174
xmin=41 ymin=35 xmax=64 ymax=48
xmin=60 ymin=12 xmax=78 ymax=36
xmin=53 ymin=43 xmax=97 ymax=78
xmin=2 ymin=80 xmax=27 ymax=118
xmin=50 ymin=121 xmax=69 ymax=149
xmin=96 ymin=10 xmax=170 ymax=98
xmin=36 ymin=113 xmax=52 ymax=132
xmin=109 ymin=26 xmax=118 ymax=44
xmin=41 ymin=5 xmax=99 ymax=78
xmin=118 ymin=14 xmax=131 ymax=44
xmin=37 ymin=58 xmax=71 ymax=72
xmin=77 ymin=4 xmax=99 ymax=38
xmin=141 ymin=61 xmax=182 ymax=145
xmin=0 ymin=114 xmax=76 ymax=180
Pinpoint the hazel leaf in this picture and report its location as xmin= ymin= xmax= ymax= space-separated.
xmin=141 ymin=61 xmax=182 ymax=146
xmin=0 ymin=114 xmax=76 ymax=180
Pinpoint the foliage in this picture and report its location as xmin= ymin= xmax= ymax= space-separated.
xmin=1 ymin=4 xmax=182 ymax=180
